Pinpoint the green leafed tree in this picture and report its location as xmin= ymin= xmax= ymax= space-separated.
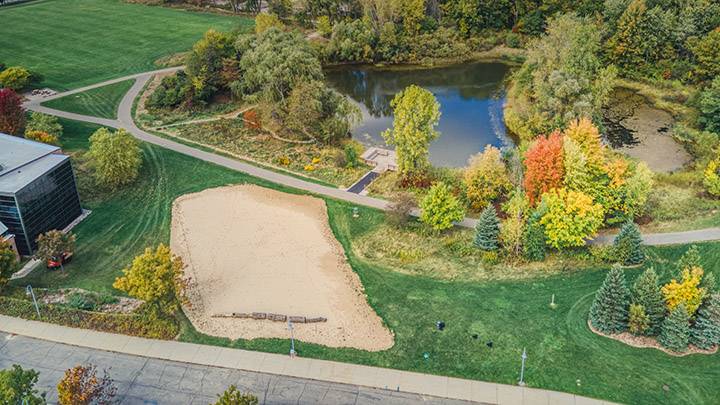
xmin=0 ymin=365 xmax=45 ymax=405
xmin=698 ymin=77 xmax=720 ymax=134
xmin=659 ymin=303 xmax=690 ymax=352
xmin=419 ymin=182 xmax=465 ymax=232
xmin=505 ymin=13 xmax=617 ymax=140
xmin=631 ymin=267 xmax=665 ymax=335
xmin=690 ymin=294 xmax=720 ymax=350
xmin=0 ymin=240 xmax=16 ymax=293
xmin=113 ymin=244 xmax=188 ymax=315
xmin=474 ymin=205 xmax=500 ymax=251
xmin=522 ymin=211 xmax=546 ymax=261
xmin=613 ymin=221 xmax=644 ymax=265
xmin=589 ymin=264 xmax=630 ymax=334
xmin=35 ymin=230 xmax=76 ymax=265
xmin=87 ymin=128 xmax=142 ymax=190
xmin=382 ymin=85 xmax=441 ymax=181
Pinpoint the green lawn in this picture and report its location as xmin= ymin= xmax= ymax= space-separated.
xmin=42 ymin=80 xmax=134 ymax=119
xmin=16 ymin=121 xmax=720 ymax=405
xmin=0 ymin=0 xmax=250 ymax=90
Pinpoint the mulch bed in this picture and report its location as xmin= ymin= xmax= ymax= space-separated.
xmin=588 ymin=320 xmax=717 ymax=357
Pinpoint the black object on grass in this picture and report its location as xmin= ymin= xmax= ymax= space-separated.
xmin=436 ymin=321 xmax=445 ymax=331
xmin=472 ymin=334 xmax=478 ymax=340
xmin=486 ymin=341 xmax=493 ymax=348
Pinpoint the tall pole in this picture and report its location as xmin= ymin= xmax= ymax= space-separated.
xmin=26 ymin=285 xmax=40 ymax=320
xmin=519 ymin=347 xmax=527 ymax=386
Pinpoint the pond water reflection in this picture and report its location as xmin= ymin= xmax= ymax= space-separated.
xmin=325 ymin=62 xmax=513 ymax=167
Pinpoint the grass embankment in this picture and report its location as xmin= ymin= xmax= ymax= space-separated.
xmin=0 ymin=0 xmax=249 ymax=90
xmin=42 ymin=80 xmax=134 ymax=119
xmin=12 ymin=118 xmax=720 ymax=404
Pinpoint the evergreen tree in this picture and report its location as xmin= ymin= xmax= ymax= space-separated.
xmin=522 ymin=211 xmax=546 ymax=261
xmin=589 ymin=265 xmax=630 ymax=334
xmin=701 ymin=271 xmax=717 ymax=293
xmin=631 ymin=267 xmax=665 ymax=335
xmin=659 ymin=303 xmax=690 ymax=353
xmin=474 ymin=205 xmax=500 ymax=251
xmin=676 ymin=245 xmax=701 ymax=278
xmin=690 ymin=294 xmax=720 ymax=350
xmin=613 ymin=221 xmax=644 ymax=265
xmin=628 ymin=304 xmax=650 ymax=335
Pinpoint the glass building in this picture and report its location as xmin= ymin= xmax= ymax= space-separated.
xmin=0 ymin=133 xmax=82 ymax=256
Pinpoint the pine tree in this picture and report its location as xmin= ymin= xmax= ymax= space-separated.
xmin=474 ymin=205 xmax=500 ymax=251
xmin=690 ymin=294 xmax=720 ymax=350
xmin=701 ymin=271 xmax=716 ymax=293
xmin=613 ymin=221 xmax=644 ymax=265
xmin=676 ymin=245 xmax=701 ymax=278
xmin=631 ymin=267 xmax=665 ymax=335
xmin=589 ymin=265 xmax=630 ymax=334
xmin=522 ymin=212 xmax=546 ymax=261
xmin=659 ymin=303 xmax=690 ymax=353
xmin=628 ymin=304 xmax=650 ymax=335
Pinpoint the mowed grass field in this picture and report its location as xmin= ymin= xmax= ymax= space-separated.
xmin=16 ymin=121 xmax=720 ymax=405
xmin=42 ymin=80 xmax=134 ymax=119
xmin=0 ymin=0 xmax=249 ymax=90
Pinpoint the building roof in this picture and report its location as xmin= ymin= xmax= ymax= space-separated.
xmin=0 ymin=133 xmax=69 ymax=194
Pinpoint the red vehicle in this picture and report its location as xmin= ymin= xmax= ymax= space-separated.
xmin=47 ymin=252 xmax=73 ymax=269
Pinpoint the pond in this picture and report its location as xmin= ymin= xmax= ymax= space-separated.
xmin=325 ymin=62 xmax=513 ymax=168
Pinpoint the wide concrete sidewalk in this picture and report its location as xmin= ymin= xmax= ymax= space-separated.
xmin=0 ymin=315 xmax=614 ymax=405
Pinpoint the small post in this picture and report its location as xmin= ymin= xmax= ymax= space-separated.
xmin=288 ymin=319 xmax=296 ymax=357
xmin=519 ymin=347 xmax=527 ymax=386
xmin=550 ymin=294 xmax=557 ymax=309
xmin=26 ymin=285 xmax=40 ymax=320
xmin=352 ymin=207 xmax=359 ymax=218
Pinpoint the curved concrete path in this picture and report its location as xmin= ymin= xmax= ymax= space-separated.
xmin=0 ymin=315 xmax=615 ymax=405
xmin=23 ymin=69 xmax=720 ymax=246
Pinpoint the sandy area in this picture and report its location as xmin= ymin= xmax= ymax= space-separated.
xmin=171 ymin=185 xmax=394 ymax=351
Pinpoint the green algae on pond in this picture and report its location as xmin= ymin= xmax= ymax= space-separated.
xmin=325 ymin=62 xmax=513 ymax=167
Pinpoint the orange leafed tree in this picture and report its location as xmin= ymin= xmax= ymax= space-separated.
xmin=57 ymin=364 xmax=117 ymax=405
xmin=524 ymin=131 xmax=564 ymax=205
xmin=243 ymin=109 xmax=261 ymax=130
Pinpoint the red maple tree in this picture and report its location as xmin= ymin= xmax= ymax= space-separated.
xmin=524 ymin=131 xmax=564 ymax=206
xmin=0 ymin=88 xmax=26 ymax=136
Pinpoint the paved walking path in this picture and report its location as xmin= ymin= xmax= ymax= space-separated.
xmin=0 ymin=332 xmax=473 ymax=404
xmin=23 ymin=69 xmax=720 ymax=246
xmin=0 ymin=315 xmax=614 ymax=404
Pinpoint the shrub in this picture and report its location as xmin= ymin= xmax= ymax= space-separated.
xmin=419 ymin=182 xmax=465 ymax=232
xmin=463 ymin=145 xmax=512 ymax=210
xmin=631 ymin=268 xmax=665 ymax=335
xmin=255 ymin=13 xmax=284 ymax=35
xmin=662 ymin=267 xmax=707 ymax=317
xmin=690 ymin=294 xmax=720 ymax=350
xmin=113 ymin=244 xmax=188 ymax=315
xmin=24 ymin=130 xmax=58 ymax=145
xmin=0 ymin=365 xmax=45 ymax=405
xmin=505 ymin=32 xmax=521 ymax=48
xmin=343 ymin=142 xmax=360 ymax=168
xmin=613 ymin=221 xmax=644 ymax=265
xmin=659 ymin=303 xmax=690 ymax=353
xmin=474 ymin=205 xmax=500 ymax=251
xmin=214 ymin=385 xmax=258 ymax=405
xmin=387 ymin=192 xmax=416 ymax=228
xmin=87 ymin=128 xmax=142 ymax=190
xmin=589 ymin=265 xmax=630 ymax=334
xmin=146 ymin=71 xmax=195 ymax=110
xmin=0 ymin=88 xmax=26 ymax=136
xmin=316 ymin=16 xmax=332 ymax=37
xmin=25 ymin=111 xmax=63 ymax=138
xmin=703 ymin=155 xmax=720 ymax=197
xmin=0 ymin=66 xmax=31 ymax=91
xmin=57 ymin=364 xmax=117 ymax=405
xmin=628 ymin=303 xmax=650 ymax=335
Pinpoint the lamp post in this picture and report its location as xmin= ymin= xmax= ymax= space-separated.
xmin=288 ymin=319 xmax=296 ymax=357
xmin=518 ymin=347 xmax=527 ymax=386
xmin=26 ymin=285 xmax=40 ymax=320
